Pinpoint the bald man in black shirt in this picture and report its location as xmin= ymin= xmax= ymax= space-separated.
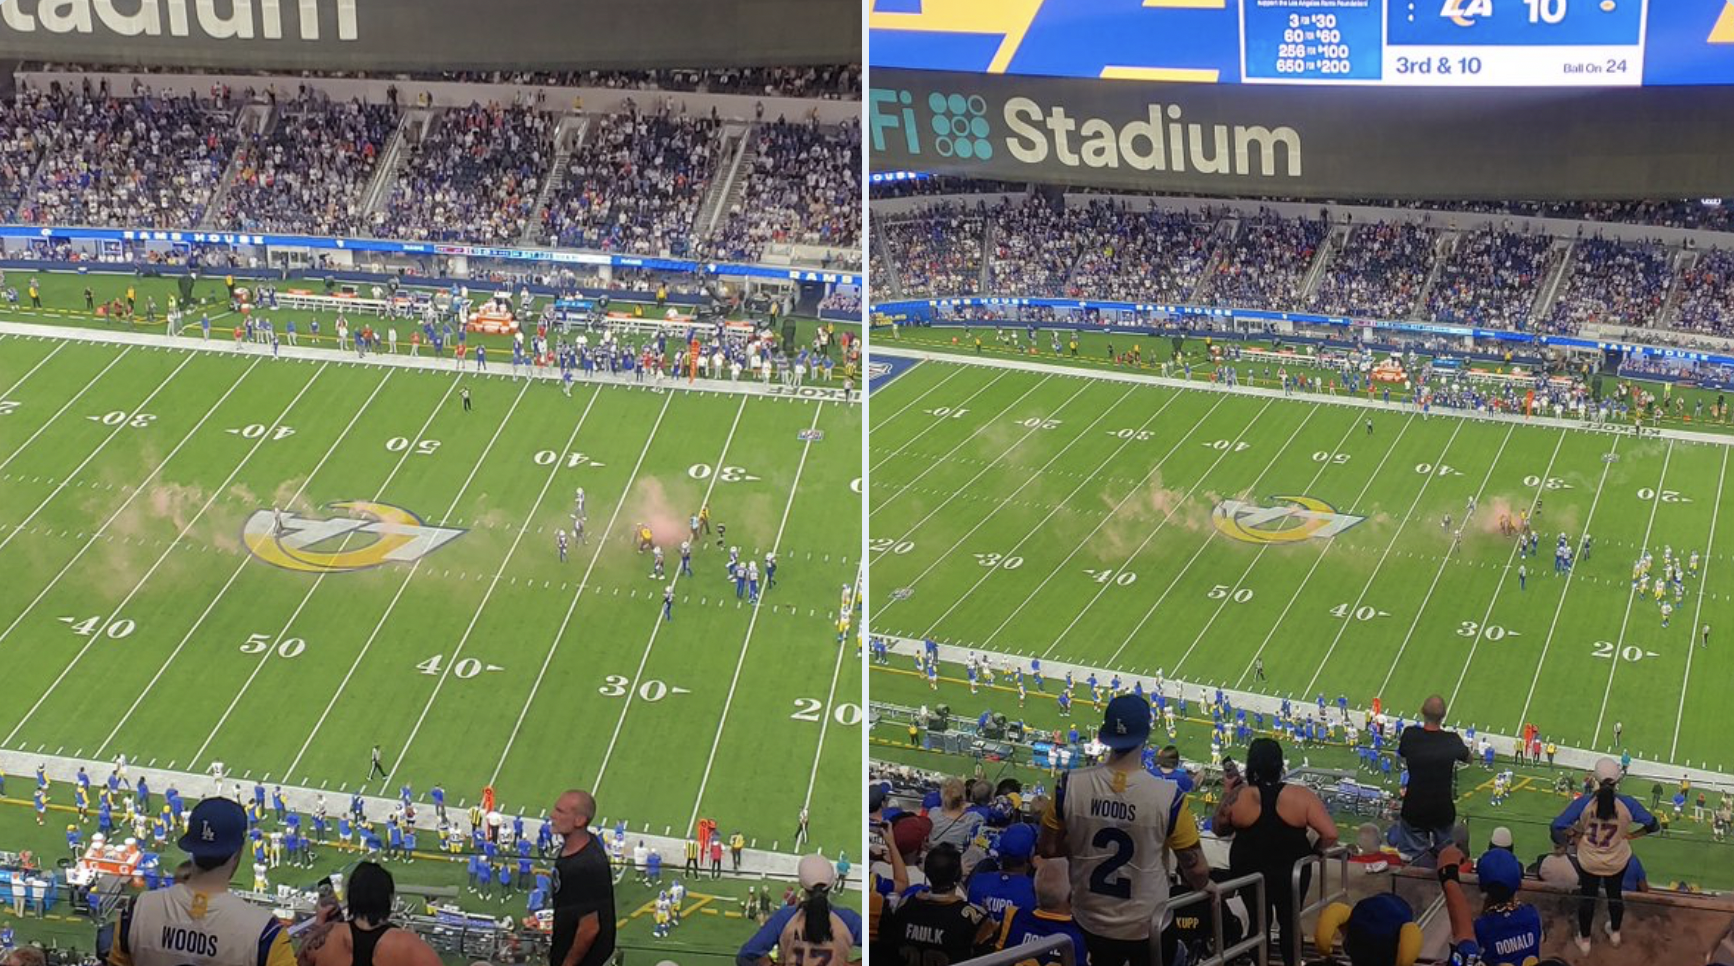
xmin=548 ymin=790 xmax=615 ymax=966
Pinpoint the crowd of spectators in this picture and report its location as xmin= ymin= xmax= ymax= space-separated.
xmin=373 ymin=102 xmax=554 ymax=243
xmin=16 ymin=88 xmax=238 ymax=229
xmin=1545 ymin=237 xmax=1673 ymax=333
xmin=1311 ymin=220 xmax=1437 ymax=319
xmin=1671 ymin=247 xmax=1734 ymax=336
xmin=869 ymin=175 xmax=1028 ymax=199
xmin=707 ymin=117 xmax=859 ymax=261
xmin=1202 ymin=212 xmax=1327 ymax=311
xmin=1066 ymin=205 xmax=1216 ymax=303
xmin=33 ymin=63 xmax=862 ymax=100
xmin=872 ymin=664 xmax=1734 ymax=966
xmin=540 ymin=107 xmax=719 ymax=255
xmin=880 ymin=203 xmax=985 ymax=297
xmin=1377 ymin=197 xmax=1734 ymax=234
xmin=1426 ymin=225 xmax=1560 ymax=330
xmin=818 ymin=287 xmax=861 ymax=315
xmin=213 ymin=98 xmax=398 ymax=235
xmin=0 ymin=94 xmax=50 ymax=216
xmin=984 ymin=197 xmax=1095 ymax=296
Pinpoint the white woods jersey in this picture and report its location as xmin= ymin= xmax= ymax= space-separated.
xmin=777 ymin=908 xmax=853 ymax=966
xmin=113 ymin=884 xmax=293 ymax=966
xmin=1046 ymin=762 xmax=1196 ymax=941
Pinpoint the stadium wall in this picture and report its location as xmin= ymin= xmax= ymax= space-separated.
xmin=19 ymin=68 xmax=862 ymax=126
xmin=870 ymin=192 xmax=1734 ymax=251
xmin=869 ymin=68 xmax=1734 ymax=200
xmin=0 ymin=0 xmax=858 ymax=72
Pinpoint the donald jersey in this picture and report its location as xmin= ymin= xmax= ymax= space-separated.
xmin=1472 ymin=903 xmax=1544 ymax=966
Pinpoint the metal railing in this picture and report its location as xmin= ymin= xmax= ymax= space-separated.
xmin=1288 ymin=846 xmax=1350 ymax=965
xmin=1161 ymin=871 xmax=1268 ymax=966
xmin=957 ymin=934 xmax=1078 ymax=966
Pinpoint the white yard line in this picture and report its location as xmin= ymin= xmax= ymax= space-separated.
xmin=1167 ymin=409 xmax=1365 ymax=674
xmin=869 ymin=364 xmax=967 ymax=439
xmin=1300 ymin=420 xmax=1467 ymax=698
xmin=0 ymin=357 xmax=305 ymax=745
xmin=873 ymin=381 xmax=1095 ymax=603
xmin=0 ymin=340 xmax=64 ymax=403
xmin=899 ymin=386 xmax=1139 ymax=630
xmin=447 ymin=388 xmax=676 ymax=787
xmin=680 ymin=404 xmax=825 ymax=832
xmin=0 ymin=350 xmax=191 ymax=561
xmin=800 ymin=565 xmax=861 ymax=818
xmin=576 ymin=396 xmax=748 ymax=789
xmin=875 ymin=347 xmax=1729 ymax=448
xmin=189 ymin=373 xmax=463 ymax=769
xmin=871 ymin=369 xmax=1009 ymax=473
xmin=1590 ymin=442 xmax=1675 ymax=746
xmin=1102 ymin=401 xmax=1320 ymax=669
xmin=478 ymin=388 xmax=686 ymax=787
xmin=870 ymin=375 xmax=1055 ymax=517
xmin=93 ymin=371 xmax=397 ymax=757
xmin=1671 ymin=446 xmax=1727 ymax=760
xmin=1231 ymin=415 xmax=1422 ymax=689
xmin=977 ymin=390 xmax=1194 ymax=649
xmin=0 ymin=347 xmax=132 ymax=477
xmin=1513 ymin=437 xmax=1626 ymax=732
xmin=0 ymin=320 xmax=858 ymax=406
xmin=1437 ymin=430 xmax=1572 ymax=708
xmin=1040 ymin=397 xmax=1272 ymax=660
xmin=282 ymin=377 xmax=539 ymax=779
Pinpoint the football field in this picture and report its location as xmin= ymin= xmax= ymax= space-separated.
xmin=0 ymin=325 xmax=860 ymax=858
xmin=869 ymin=352 xmax=1734 ymax=774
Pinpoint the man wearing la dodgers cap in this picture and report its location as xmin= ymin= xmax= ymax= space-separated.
xmin=965 ymin=824 xmax=1037 ymax=928
xmin=1038 ymin=695 xmax=1212 ymax=966
xmin=109 ymin=799 xmax=294 ymax=966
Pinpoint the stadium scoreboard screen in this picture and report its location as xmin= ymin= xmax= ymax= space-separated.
xmin=870 ymin=0 xmax=1734 ymax=87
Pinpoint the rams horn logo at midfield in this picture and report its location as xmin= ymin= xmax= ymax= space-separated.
xmin=1212 ymin=496 xmax=1366 ymax=546
xmin=243 ymin=501 xmax=465 ymax=574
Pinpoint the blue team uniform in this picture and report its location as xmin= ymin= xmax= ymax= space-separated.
xmin=968 ymin=870 xmax=1037 ymax=926
xmin=1473 ymin=904 xmax=1544 ymax=966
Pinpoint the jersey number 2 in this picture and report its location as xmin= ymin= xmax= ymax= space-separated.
xmin=1088 ymin=827 xmax=1135 ymax=899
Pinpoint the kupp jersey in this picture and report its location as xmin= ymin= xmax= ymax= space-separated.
xmin=775 ymin=909 xmax=853 ymax=966
xmin=1044 ymin=762 xmax=1199 ymax=940
xmin=111 ymin=884 xmax=293 ymax=966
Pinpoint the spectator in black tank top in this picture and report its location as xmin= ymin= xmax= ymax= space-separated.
xmin=295 ymin=863 xmax=440 ymax=966
xmin=547 ymin=790 xmax=615 ymax=966
xmin=1213 ymin=738 xmax=1338 ymax=966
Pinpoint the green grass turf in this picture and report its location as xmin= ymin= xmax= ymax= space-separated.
xmin=868 ymin=355 xmax=1734 ymax=779
xmin=0 ymin=795 xmax=782 ymax=965
xmin=866 ymin=665 xmax=1734 ymax=892
xmin=8 ymin=270 xmax=855 ymax=362
xmin=870 ymin=323 xmax=1734 ymax=436
xmin=0 ymin=328 xmax=860 ymax=863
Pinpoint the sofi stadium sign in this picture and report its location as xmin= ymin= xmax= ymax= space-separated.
xmin=870 ymin=89 xmax=1301 ymax=179
xmin=869 ymin=67 xmax=1734 ymax=200
xmin=0 ymin=0 xmax=858 ymax=73
xmin=0 ymin=0 xmax=357 ymax=41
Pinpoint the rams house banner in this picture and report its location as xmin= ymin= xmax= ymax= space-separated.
xmin=869 ymin=67 xmax=1734 ymax=200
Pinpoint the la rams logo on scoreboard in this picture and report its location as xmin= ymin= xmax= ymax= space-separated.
xmin=1213 ymin=496 xmax=1365 ymax=546
xmin=243 ymin=501 xmax=465 ymax=574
